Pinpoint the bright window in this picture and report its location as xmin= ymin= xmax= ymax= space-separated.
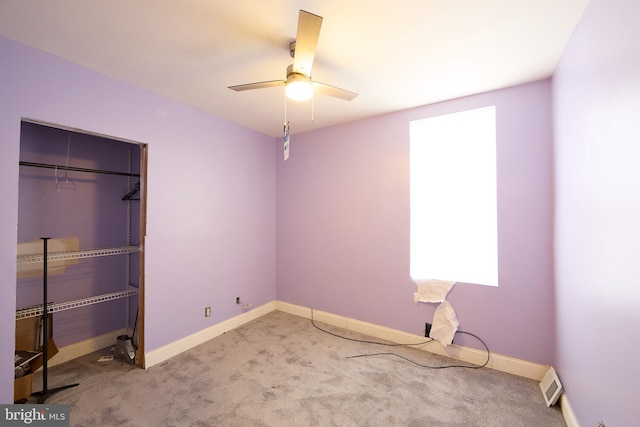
xmin=410 ymin=106 xmax=498 ymax=286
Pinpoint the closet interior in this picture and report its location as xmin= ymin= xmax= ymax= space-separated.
xmin=15 ymin=120 xmax=146 ymax=373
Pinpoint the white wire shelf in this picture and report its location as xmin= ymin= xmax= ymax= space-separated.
xmin=17 ymin=245 xmax=140 ymax=265
xmin=15 ymin=287 xmax=139 ymax=320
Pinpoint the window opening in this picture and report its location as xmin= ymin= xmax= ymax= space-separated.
xmin=409 ymin=106 xmax=498 ymax=286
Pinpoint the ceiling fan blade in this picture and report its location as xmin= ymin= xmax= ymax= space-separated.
xmin=292 ymin=10 xmax=322 ymax=76
xmin=228 ymin=80 xmax=286 ymax=92
xmin=312 ymin=81 xmax=358 ymax=101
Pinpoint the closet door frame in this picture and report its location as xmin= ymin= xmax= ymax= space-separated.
xmin=137 ymin=143 xmax=147 ymax=367
xmin=20 ymin=118 xmax=147 ymax=367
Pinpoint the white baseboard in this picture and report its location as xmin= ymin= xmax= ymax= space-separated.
xmin=47 ymin=327 xmax=128 ymax=368
xmin=275 ymin=301 xmax=549 ymax=381
xmin=48 ymin=300 xmax=550 ymax=383
xmin=144 ymin=301 xmax=276 ymax=368
xmin=560 ymin=394 xmax=579 ymax=427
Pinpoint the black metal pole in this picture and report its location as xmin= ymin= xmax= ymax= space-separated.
xmin=31 ymin=237 xmax=79 ymax=404
xmin=41 ymin=237 xmax=49 ymax=393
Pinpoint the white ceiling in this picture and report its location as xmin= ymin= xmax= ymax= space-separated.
xmin=0 ymin=1 xmax=589 ymax=137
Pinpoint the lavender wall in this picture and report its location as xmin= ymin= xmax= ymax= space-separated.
xmin=277 ymin=80 xmax=555 ymax=364
xmin=552 ymin=0 xmax=640 ymax=424
xmin=0 ymin=36 xmax=276 ymax=403
xmin=17 ymin=122 xmax=140 ymax=347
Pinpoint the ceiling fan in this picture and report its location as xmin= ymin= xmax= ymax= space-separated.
xmin=228 ymin=10 xmax=358 ymax=102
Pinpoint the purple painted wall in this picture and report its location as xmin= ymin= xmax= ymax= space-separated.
xmin=277 ymin=80 xmax=555 ymax=365
xmin=0 ymin=36 xmax=276 ymax=403
xmin=552 ymin=0 xmax=640 ymax=424
xmin=4 ymin=2 xmax=636 ymax=419
xmin=17 ymin=122 xmax=141 ymax=347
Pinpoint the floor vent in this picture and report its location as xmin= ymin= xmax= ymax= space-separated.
xmin=540 ymin=366 xmax=563 ymax=406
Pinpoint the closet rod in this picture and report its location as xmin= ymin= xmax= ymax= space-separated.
xmin=19 ymin=161 xmax=140 ymax=177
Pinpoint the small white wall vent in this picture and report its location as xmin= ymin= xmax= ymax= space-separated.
xmin=539 ymin=366 xmax=563 ymax=406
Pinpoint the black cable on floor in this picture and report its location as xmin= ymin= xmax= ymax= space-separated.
xmin=310 ymin=308 xmax=490 ymax=369
xmin=311 ymin=308 xmax=434 ymax=347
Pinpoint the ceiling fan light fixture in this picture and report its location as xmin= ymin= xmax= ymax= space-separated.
xmin=285 ymin=71 xmax=313 ymax=101
xmin=286 ymin=81 xmax=313 ymax=101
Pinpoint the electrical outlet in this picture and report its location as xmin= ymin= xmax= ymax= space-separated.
xmin=236 ymin=297 xmax=241 ymax=305
xmin=204 ymin=306 xmax=211 ymax=317
xmin=425 ymin=322 xmax=432 ymax=338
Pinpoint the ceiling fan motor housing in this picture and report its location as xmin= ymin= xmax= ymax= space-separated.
xmin=289 ymin=40 xmax=296 ymax=58
xmin=286 ymin=64 xmax=311 ymax=83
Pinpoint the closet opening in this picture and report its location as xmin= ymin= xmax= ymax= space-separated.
xmin=15 ymin=119 xmax=147 ymax=392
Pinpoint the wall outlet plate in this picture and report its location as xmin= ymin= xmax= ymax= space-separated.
xmin=539 ymin=366 xmax=563 ymax=406
xmin=204 ymin=306 xmax=211 ymax=317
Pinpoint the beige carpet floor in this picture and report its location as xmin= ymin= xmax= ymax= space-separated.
xmin=28 ymin=310 xmax=565 ymax=426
